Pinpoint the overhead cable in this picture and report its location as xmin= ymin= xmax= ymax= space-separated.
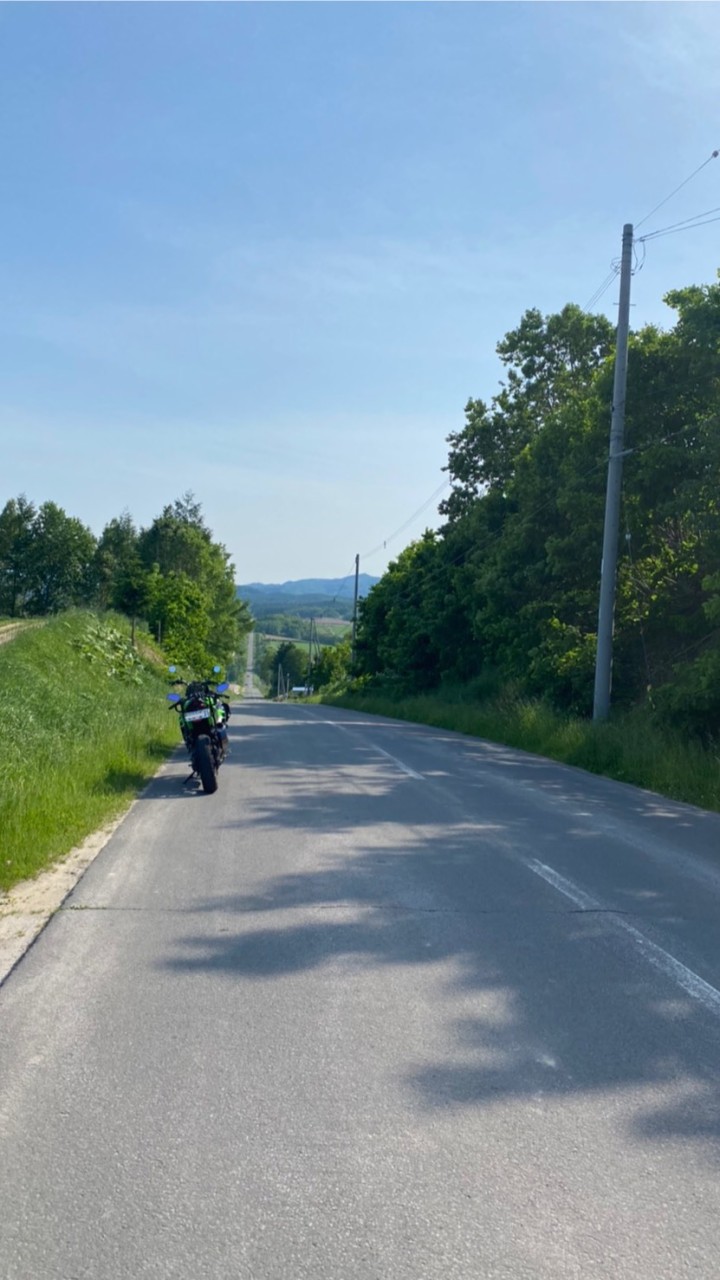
xmin=583 ymin=265 xmax=621 ymax=312
xmin=635 ymin=148 xmax=719 ymax=231
xmin=638 ymin=212 xmax=720 ymax=243
xmin=361 ymin=478 xmax=451 ymax=561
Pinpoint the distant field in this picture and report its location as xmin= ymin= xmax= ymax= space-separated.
xmin=258 ymin=633 xmax=338 ymax=650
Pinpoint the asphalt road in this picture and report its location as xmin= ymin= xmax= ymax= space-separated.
xmin=3 ymin=691 xmax=720 ymax=1279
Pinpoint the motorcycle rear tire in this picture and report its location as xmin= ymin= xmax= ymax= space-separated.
xmin=194 ymin=735 xmax=218 ymax=794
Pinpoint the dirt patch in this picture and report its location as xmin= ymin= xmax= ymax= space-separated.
xmin=0 ymin=758 xmax=174 ymax=985
xmin=0 ymin=621 xmax=37 ymax=647
xmin=0 ymin=825 xmax=123 ymax=984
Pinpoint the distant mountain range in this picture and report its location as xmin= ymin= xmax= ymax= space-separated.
xmin=238 ymin=576 xmax=379 ymax=598
xmin=237 ymin=575 xmax=380 ymax=621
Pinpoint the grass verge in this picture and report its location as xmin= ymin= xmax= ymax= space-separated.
xmin=0 ymin=612 xmax=178 ymax=892
xmin=323 ymin=687 xmax=720 ymax=813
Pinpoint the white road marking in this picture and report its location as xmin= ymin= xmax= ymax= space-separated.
xmin=297 ymin=706 xmax=720 ymax=1015
xmin=525 ymin=857 xmax=720 ymax=1018
xmin=306 ymin=711 xmax=424 ymax=780
xmin=369 ymin=744 xmax=424 ymax=781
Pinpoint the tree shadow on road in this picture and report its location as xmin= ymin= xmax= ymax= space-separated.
xmin=159 ymin=705 xmax=720 ymax=1160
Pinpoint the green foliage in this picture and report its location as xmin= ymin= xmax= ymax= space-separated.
xmin=0 ymin=495 xmax=37 ymax=617
xmin=0 ymin=490 xmax=253 ymax=676
xmin=257 ymin=640 xmax=308 ymax=691
xmin=139 ymin=494 xmax=252 ymax=669
xmin=0 ymin=498 xmax=96 ymax=616
xmin=254 ymin=627 xmax=349 ymax=694
xmin=93 ymin=511 xmax=144 ymax=614
xmin=356 ymin=277 xmax=720 ymax=742
xmin=70 ymin=617 xmax=148 ymax=684
xmin=357 ymin=533 xmax=449 ymax=691
xmin=0 ymin=612 xmax=178 ymax=890
xmin=439 ymin=304 xmax=614 ymax=517
xmin=257 ymin=616 xmax=351 ymax=648
xmin=257 ymin=614 xmax=312 ymax=641
xmin=144 ymin=567 xmax=212 ymax=671
xmin=311 ymin=639 xmax=352 ymax=690
xmin=525 ymin=619 xmax=599 ymax=714
xmin=654 ymin=647 xmax=720 ymax=743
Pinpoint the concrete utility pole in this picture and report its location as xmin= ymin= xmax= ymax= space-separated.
xmin=593 ymin=223 xmax=634 ymax=721
xmin=351 ymin=554 xmax=360 ymax=670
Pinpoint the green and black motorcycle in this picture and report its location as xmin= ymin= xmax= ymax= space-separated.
xmin=167 ymin=665 xmax=231 ymax=794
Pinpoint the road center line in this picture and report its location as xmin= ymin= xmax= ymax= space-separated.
xmin=369 ymin=744 xmax=424 ymax=781
xmin=304 ymin=708 xmax=720 ymax=1013
xmin=307 ymin=711 xmax=424 ymax=780
xmin=525 ymin=856 xmax=720 ymax=1018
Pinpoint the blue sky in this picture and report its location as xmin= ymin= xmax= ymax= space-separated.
xmin=1 ymin=2 xmax=718 ymax=583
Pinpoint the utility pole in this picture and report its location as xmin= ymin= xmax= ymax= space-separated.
xmin=593 ymin=223 xmax=634 ymax=721
xmin=351 ymin=553 xmax=360 ymax=670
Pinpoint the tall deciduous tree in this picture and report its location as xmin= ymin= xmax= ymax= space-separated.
xmin=357 ymin=277 xmax=720 ymax=732
xmin=140 ymin=493 xmax=251 ymax=668
xmin=0 ymin=495 xmax=37 ymax=616
xmin=440 ymin=304 xmax=614 ymax=520
xmin=26 ymin=502 xmax=96 ymax=615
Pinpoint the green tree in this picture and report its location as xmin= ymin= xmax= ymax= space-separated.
xmin=144 ymin=568 xmax=213 ymax=671
xmin=93 ymin=512 xmax=147 ymax=614
xmin=311 ymin=639 xmax=352 ymax=690
xmin=26 ymin=502 xmax=96 ymax=615
xmin=0 ymin=495 xmax=37 ymax=616
xmin=440 ymin=305 xmax=614 ymax=520
xmin=356 ymin=276 xmax=720 ymax=733
xmin=139 ymin=493 xmax=251 ymax=666
xmin=261 ymin=641 xmax=308 ymax=691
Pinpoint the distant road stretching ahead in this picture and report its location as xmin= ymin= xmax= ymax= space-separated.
xmin=3 ymin=694 xmax=720 ymax=1279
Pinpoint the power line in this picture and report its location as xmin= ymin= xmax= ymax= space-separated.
xmin=581 ymin=202 xmax=720 ymax=311
xmin=361 ymin=479 xmax=451 ymax=561
xmin=638 ymin=213 xmax=720 ymax=243
xmin=632 ymin=238 xmax=646 ymax=275
xmin=635 ymin=148 xmax=719 ymax=231
xmin=356 ymin=444 xmax=615 ymax=616
xmin=324 ymin=562 xmax=358 ymax=607
xmin=583 ymin=265 xmax=620 ymax=312
xmin=319 ymin=478 xmax=454 ymax=608
xmin=352 ymin=406 xmax=720 ymax=636
xmin=638 ymin=204 xmax=720 ymax=240
xmin=338 ymin=155 xmax=717 ymax=600
xmin=583 ymin=148 xmax=719 ymax=311
xmin=628 ymin=411 xmax=720 ymax=458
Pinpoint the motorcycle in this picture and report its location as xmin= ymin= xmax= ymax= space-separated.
xmin=167 ymin=664 xmax=231 ymax=794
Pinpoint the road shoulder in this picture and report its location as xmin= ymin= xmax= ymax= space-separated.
xmin=0 ymin=757 xmax=178 ymax=985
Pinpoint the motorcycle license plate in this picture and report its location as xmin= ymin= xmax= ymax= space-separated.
xmin=185 ymin=709 xmax=210 ymax=722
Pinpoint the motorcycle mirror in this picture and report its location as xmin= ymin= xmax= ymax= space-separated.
xmin=168 ymin=665 xmax=177 ymax=675
xmin=216 ymin=681 xmax=229 ymax=693
xmin=166 ymin=693 xmax=181 ymax=703
xmin=213 ymin=665 xmax=221 ymax=674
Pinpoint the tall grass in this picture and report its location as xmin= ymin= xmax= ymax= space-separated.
xmin=324 ymin=686 xmax=720 ymax=813
xmin=0 ymin=612 xmax=178 ymax=891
